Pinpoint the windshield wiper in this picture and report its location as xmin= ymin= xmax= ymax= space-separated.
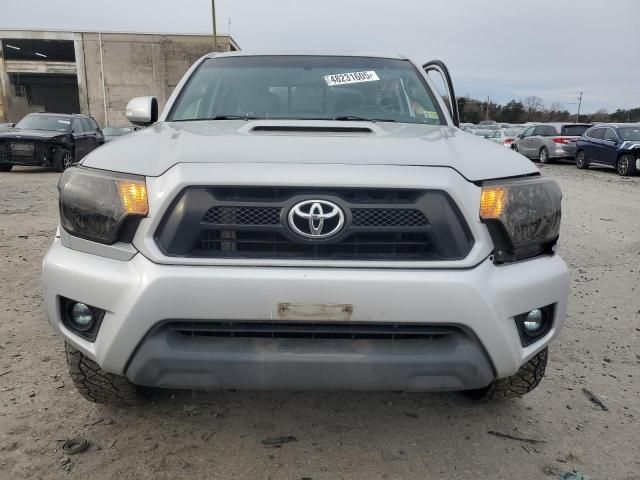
xmin=209 ymin=114 xmax=263 ymax=120
xmin=173 ymin=114 xmax=264 ymax=122
xmin=333 ymin=115 xmax=396 ymax=123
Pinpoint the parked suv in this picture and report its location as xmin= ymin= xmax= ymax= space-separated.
xmin=513 ymin=123 xmax=591 ymax=163
xmin=0 ymin=113 xmax=104 ymax=172
xmin=575 ymin=124 xmax=640 ymax=176
xmin=43 ymin=52 xmax=569 ymax=406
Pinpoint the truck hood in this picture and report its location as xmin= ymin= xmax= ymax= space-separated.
xmin=0 ymin=129 xmax=66 ymax=141
xmin=82 ymin=120 xmax=538 ymax=181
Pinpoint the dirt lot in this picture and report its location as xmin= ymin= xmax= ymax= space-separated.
xmin=0 ymin=163 xmax=639 ymax=480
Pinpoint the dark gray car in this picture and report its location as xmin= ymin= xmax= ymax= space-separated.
xmin=0 ymin=113 xmax=104 ymax=172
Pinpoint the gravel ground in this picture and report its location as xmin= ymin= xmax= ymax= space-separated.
xmin=0 ymin=163 xmax=639 ymax=480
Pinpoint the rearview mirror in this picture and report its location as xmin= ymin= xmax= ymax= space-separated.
xmin=125 ymin=96 xmax=158 ymax=126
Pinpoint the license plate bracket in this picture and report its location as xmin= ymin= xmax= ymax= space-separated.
xmin=277 ymin=303 xmax=354 ymax=321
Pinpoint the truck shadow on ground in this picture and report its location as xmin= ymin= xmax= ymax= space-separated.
xmin=101 ymin=388 xmax=529 ymax=439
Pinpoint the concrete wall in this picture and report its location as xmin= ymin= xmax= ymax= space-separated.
xmin=81 ymin=33 xmax=237 ymax=126
xmin=0 ymin=30 xmax=238 ymax=124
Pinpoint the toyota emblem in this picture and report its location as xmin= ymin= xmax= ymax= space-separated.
xmin=287 ymin=200 xmax=345 ymax=239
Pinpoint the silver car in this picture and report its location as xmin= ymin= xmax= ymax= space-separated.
xmin=513 ymin=123 xmax=592 ymax=163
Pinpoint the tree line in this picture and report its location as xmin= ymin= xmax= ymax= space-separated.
xmin=456 ymin=96 xmax=640 ymax=124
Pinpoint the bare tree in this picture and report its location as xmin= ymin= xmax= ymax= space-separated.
xmin=545 ymin=102 xmax=565 ymax=121
xmin=549 ymin=102 xmax=565 ymax=112
xmin=593 ymin=108 xmax=608 ymax=122
xmin=524 ymin=96 xmax=544 ymax=121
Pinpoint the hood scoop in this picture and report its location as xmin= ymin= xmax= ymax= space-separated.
xmin=248 ymin=124 xmax=375 ymax=135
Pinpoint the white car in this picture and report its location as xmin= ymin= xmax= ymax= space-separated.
xmin=43 ymin=52 xmax=568 ymax=406
xmin=486 ymin=127 xmax=526 ymax=147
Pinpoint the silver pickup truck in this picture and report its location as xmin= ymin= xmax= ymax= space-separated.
xmin=43 ymin=52 xmax=569 ymax=406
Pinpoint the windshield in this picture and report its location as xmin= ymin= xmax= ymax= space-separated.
xmin=618 ymin=127 xmax=640 ymax=141
xmin=16 ymin=115 xmax=71 ymax=132
xmin=169 ymin=56 xmax=444 ymax=125
xmin=474 ymin=130 xmax=492 ymax=137
xmin=504 ymin=127 xmax=524 ymax=137
xmin=103 ymin=127 xmax=132 ymax=136
xmin=561 ymin=125 xmax=590 ymax=136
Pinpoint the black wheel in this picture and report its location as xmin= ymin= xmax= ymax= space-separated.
xmin=65 ymin=343 xmax=144 ymax=406
xmin=539 ymin=147 xmax=551 ymax=164
xmin=616 ymin=154 xmax=637 ymax=176
xmin=54 ymin=149 xmax=74 ymax=172
xmin=467 ymin=347 xmax=548 ymax=401
xmin=0 ymin=164 xmax=12 ymax=172
xmin=575 ymin=150 xmax=587 ymax=169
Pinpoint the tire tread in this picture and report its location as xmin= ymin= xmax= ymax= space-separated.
xmin=65 ymin=343 xmax=142 ymax=406
xmin=469 ymin=347 xmax=548 ymax=401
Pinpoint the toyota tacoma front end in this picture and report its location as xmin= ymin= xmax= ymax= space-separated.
xmin=42 ymin=52 xmax=569 ymax=405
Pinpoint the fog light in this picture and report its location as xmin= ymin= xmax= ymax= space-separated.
xmin=514 ymin=304 xmax=554 ymax=347
xmin=60 ymin=298 xmax=105 ymax=342
xmin=523 ymin=309 xmax=543 ymax=333
xmin=70 ymin=302 xmax=93 ymax=329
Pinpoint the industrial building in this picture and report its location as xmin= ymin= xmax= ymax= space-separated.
xmin=0 ymin=30 xmax=239 ymax=126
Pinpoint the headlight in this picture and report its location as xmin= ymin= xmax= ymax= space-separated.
xmin=58 ymin=167 xmax=148 ymax=244
xmin=480 ymin=176 xmax=561 ymax=263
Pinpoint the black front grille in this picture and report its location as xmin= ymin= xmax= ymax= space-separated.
xmin=0 ymin=145 xmax=8 ymax=162
xmin=202 ymin=206 xmax=428 ymax=229
xmin=352 ymin=208 xmax=427 ymax=227
xmin=156 ymin=187 xmax=474 ymax=261
xmin=169 ymin=321 xmax=459 ymax=340
xmin=203 ymin=206 xmax=281 ymax=226
xmin=198 ymin=230 xmax=432 ymax=260
xmin=6 ymin=140 xmax=42 ymax=163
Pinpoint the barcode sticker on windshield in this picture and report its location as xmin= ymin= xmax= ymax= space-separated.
xmin=58 ymin=120 xmax=71 ymax=124
xmin=324 ymin=71 xmax=380 ymax=86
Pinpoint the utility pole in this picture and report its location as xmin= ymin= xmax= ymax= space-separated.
xmin=211 ymin=0 xmax=217 ymax=52
xmin=98 ymin=32 xmax=108 ymax=127
xmin=576 ymin=91 xmax=583 ymax=123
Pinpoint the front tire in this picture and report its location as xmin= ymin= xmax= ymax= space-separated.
xmin=539 ymin=147 xmax=551 ymax=164
xmin=575 ymin=150 xmax=587 ymax=169
xmin=65 ymin=343 xmax=143 ymax=406
xmin=0 ymin=164 xmax=12 ymax=172
xmin=54 ymin=149 xmax=74 ymax=172
xmin=616 ymin=154 xmax=637 ymax=176
xmin=467 ymin=347 xmax=548 ymax=401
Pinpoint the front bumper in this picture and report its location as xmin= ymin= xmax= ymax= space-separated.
xmin=43 ymin=238 xmax=569 ymax=391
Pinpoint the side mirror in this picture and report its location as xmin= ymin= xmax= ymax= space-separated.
xmin=8 ymin=123 xmax=15 ymax=128
xmin=125 ymin=96 xmax=158 ymax=126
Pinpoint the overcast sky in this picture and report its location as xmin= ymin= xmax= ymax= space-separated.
xmin=2 ymin=0 xmax=638 ymax=113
